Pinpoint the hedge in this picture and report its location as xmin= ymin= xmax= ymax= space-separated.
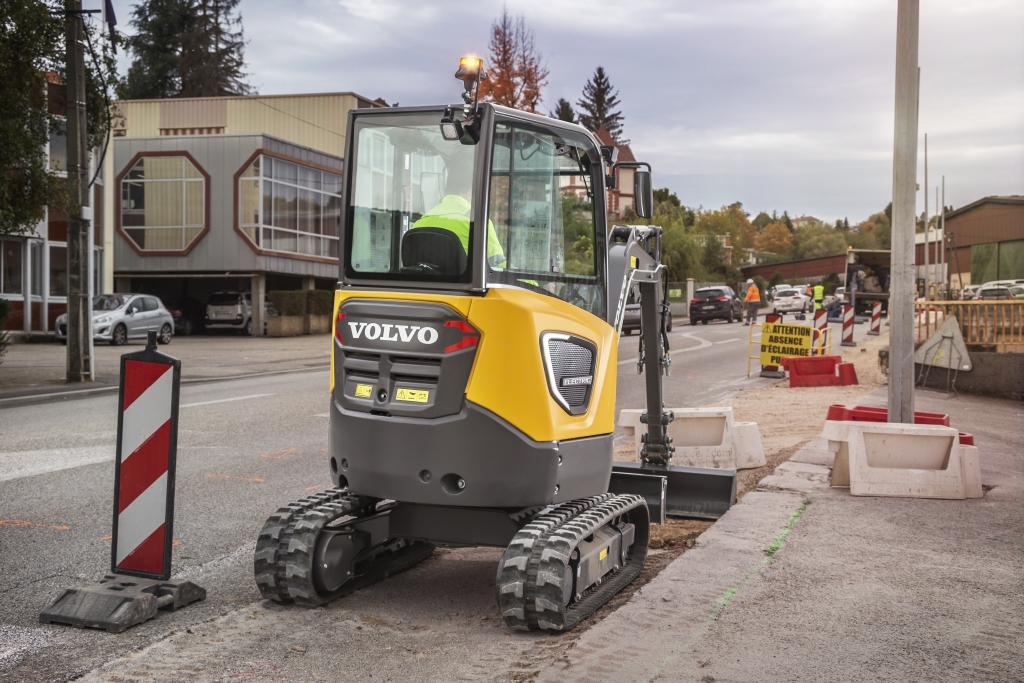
xmin=267 ymin=290 xmax=336 ymax=317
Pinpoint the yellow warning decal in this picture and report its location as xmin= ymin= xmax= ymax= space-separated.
xmin=599 ymin=547 xmax=608 ymax=561
xmin=630 ymin=256 xmax=638 ymax=268
xmin=354 ymin=384 xmax=373 ymax=398
xmin=395 ymin=388 xmax=429 ymax=403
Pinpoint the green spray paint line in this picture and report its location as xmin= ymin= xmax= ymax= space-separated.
xmin=645 ymin=496 xmax=813 ymax=682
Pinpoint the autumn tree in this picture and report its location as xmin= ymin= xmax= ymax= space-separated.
xmin=550 ymin=98 xmax=575 ymax=122
xmin=752 ymin=211 xmax=772 ymax=230
xmin=479 ymin=8 xmax=548 ymax=113
xmin=577 ymin=66 xmax=625 ymax=140
xmin=756 ymin=221 xmax=793 ymax=254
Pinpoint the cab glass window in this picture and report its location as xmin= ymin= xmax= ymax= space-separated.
xmin=487 ymin=122 xmax=605 ymax=318
xmin=346 ymin=114 xmax=477 ymax=283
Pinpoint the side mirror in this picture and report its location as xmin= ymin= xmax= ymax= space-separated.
xmin=127 ymin=308 xmax=135 ymax=316
xmin=634 ymin=170 xmax=653 ymax=219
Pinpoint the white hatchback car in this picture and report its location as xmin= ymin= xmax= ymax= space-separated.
xmin=772 ymin=288 xmax=811 ymax=314
xmin=56 ymin=294 xmax=174 ymax=346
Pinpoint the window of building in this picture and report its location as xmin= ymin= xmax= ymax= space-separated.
xmin=238 ymin=154 xmax=342 ymax=259
xmin=49 ymin=119 xmax=67 ymax=174
xmin=120 ymin=155 xmax=206 ymax=252
xmin=50 ymin=245 xmax=67 ymax=297
xmin=1 ymin=239 xmax=23 ymax=295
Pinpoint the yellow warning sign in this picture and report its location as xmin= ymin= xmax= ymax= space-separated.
xmin=759 ymin=322 xmax=813 ymax=366
xmin=599 ymin=547 xmax=608 ymax=561
xmin=354 ymin=384 xmax=373 ymax=398
xmin=395 ymin=388 xmax=430 ymax=403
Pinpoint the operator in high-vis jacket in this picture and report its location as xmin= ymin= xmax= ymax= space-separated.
xmin=411 ymin=163 xmax=506 ymax=268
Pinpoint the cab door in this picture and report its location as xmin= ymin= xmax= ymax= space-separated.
xmin=124 ymin=297 xmax=147 ymax=338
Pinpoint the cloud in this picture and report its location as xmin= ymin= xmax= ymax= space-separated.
xmin=104 ymin=0 xmax=1023 ymax=221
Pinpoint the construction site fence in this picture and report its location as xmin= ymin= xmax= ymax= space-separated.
xmin=915 ymin=301 xmax=1024 ymax=351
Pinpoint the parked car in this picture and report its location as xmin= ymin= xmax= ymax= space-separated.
xmin=1009 ymin=285 xmax=1024 ymax=300
xmin=975 ymin=286 xmax=1016 ymax=301
xmin=170 ymin=297 xmax=206 ymax=336
xmin=959 ymin=284 xmax=981 ymax=300
xmin=56 ymin=294 xmax=174 ymax=346
xmin=979 ymin=279 xmax=1024 ymax=289
xmin=621 ymin=293 xmax=673 ymax=335
xmin=205 ymin=291 xmax=275 ymax=335
xmin=689 ymin=286 xmax=742 ymax=325
xmin=772 ymin=287 xmax=811 ymax=314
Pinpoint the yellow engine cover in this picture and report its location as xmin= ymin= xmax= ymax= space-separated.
xmin=332 ymin=287 xmax=617 ymax=442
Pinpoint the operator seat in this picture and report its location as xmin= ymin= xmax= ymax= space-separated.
xmin=401 ymin=227 xmax=467 ymax=276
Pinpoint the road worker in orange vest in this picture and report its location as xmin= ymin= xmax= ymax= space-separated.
xmin=743 ymin=279 xmax=760 ymax=325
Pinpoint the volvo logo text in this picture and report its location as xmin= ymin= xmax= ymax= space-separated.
xmin=347 ymin=322 xmax=439 ymax=344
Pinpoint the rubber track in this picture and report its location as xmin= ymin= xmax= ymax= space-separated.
xmin=254 ymin=488 xmax=353 ymax=603
xmin=254 ymin=488 xmax=434 ymax=607
xmin=497 ymin=493 xmax=649 ymax=631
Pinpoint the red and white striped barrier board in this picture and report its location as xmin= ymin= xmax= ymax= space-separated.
xmin=812 ymin=310 xmax=828 ymax=355
xmin=759 ymin=313 xmax=787 ymax=378
xmin=841 ymin=305 xmax=857 ymax=347
xmin=112 ymin=339 xmax=181 ymax=580
xmin=868 ymin=301 xmax=882 ymax=336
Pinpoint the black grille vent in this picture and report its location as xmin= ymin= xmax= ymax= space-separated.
xmin=548 ymin=340 xmax=592 ymax=407
xmin=542 ymin=333 xmax=597 ymax=415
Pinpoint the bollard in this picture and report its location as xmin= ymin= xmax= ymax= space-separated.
xmin=40 ymin=331 xmax=205 ymax=633
xmin=841 ymin=305 xmax=857 ymax=347
xmin=759 ymin=313 xmax=787 ymax=378
xmin=812 ymin=309 xmax=828 ymax=355
xmin=868 ymin=301 xmax=881 ymax=336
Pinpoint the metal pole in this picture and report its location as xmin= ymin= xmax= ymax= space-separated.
xmin=941 ymin=176 xmax=947 ymax=298
xmin=923 ymin=134 xmax=929 ymax=301
xmin=65 ymin=0 xmax=90 ymax=383
xmin=889 ymin=0 xmax=919 ymax=424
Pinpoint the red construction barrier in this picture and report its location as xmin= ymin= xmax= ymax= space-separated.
xmin=781 ymin=355 xmax=842 ymax=387
xmin=112 ymin=336 xmax=182 ymax=579
xmin=825 ymin=403 xmax=970 ymax=445
xmin=868 ymin=301 xmax=882 ymax=336
xmin=826 ymin=404 xmax=950 ymax=426
xmin=840 ymin=305 xmax=856 ymax=347
xmin=837 ymin=362 xmax=859 ymax=385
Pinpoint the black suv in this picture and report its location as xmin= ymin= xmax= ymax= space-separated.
xmin=689 ymin=286 xmax=742 ymax=325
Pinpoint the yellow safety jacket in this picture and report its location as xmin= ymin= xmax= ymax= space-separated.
xmin=813 ymin=284 xmax=825 ymax=309
xmin=411 ymin=195 xmax=506 ymax=268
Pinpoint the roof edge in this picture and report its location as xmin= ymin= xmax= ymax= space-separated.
xmin=945 ymin=195 xmax=1024 ymax=220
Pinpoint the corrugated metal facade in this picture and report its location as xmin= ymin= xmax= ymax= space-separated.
xmin=117 ymin=92 xmax=374 ymax=158
xmin=112 ymin=134 xmax=343 ymax=279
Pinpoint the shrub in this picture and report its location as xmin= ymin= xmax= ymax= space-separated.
xmin=306 ymin=289 xmax=334 ymax=316
xmin=268 ymin=291 xmax=306 ymax=317
xmin=753 ymin=276 xmax=768 ymax=304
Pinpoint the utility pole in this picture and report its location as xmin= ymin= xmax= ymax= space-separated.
xmin=65 ymin=0 xmax=93 ymax=383
xmin=889 ymin=0 xmax=919 ymax=424
xmin=923 ymin=133 xmax=929 ymax=300
xmin=941 ymin=176 xmax=947 ymax=298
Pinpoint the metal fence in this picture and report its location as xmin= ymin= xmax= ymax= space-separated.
xmin=915 ymin=301 xmax=1024 ymax=351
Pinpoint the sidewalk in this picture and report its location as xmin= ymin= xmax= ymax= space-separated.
xmin=537 ymin=387 xmax=1023 ymax=682
xmin=0 ymin=335 xmax=331 ymax=405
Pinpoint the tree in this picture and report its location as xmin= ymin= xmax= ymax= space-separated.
xmin=577 ymin=66 xmax=624 ymax=141
xmin=781 ymin=210 xmax=793 ymax=232
xmin=701 ymin=235 xmax=726 ymax=276
xmin=788 ymin=223 xmax=847 ymax=260
xmin=768 ymin=271 xmax=786 ymax=291
xmin=478 ymin=7 xmax=548 ymax=113
xmin=653 ymin=188 xmax=680 ymax=207
xmin=1 ymin=1 xmax=118 ymax=236
xmin=756 ymin=221 xmax=793 ymax=254
xmin=179 ymin=0 xmax=252 ymax=97
xmin=125 ymin=0 xmax=252 ymax=99
xmin=752 ymin=211 xmax=772 ymax=230
xmin=124 ymin=0 xmax=192 ymax=99
xmin=550 ymin=97 xmax=575 ymax=122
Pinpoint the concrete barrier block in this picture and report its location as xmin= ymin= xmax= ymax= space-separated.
xmin=961 ymin=444 xmax=983 ymax=499
xmin=619 ymin=407 xmax=764 ymax=470
xmin=732 ymin=422 xmax=767 ymax=469
xmin=824 ymin=421 xmax=966 ymax=499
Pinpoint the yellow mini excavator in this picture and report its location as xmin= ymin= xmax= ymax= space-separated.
xmin=254 ymin=57 xmax=736 ymax=631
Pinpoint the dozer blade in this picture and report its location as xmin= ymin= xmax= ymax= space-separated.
xmin=610 ymin=461 xmax=736 ymax=520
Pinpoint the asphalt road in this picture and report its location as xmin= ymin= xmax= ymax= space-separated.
xmin=0 ymin=314 xmax=865 ymax=682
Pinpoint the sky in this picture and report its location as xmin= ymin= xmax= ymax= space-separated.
xmin=98 ymin=0 xmax=1023 ymax=224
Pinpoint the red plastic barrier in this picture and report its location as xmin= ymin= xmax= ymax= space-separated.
xmin=781 ymin=356 xmax=843 ymax=387
xmin=837 ymin=362 xmax=859 ymax=386
xmin=826 ymin=404 xmax=951 ymax=426
xmin=960 ymin=432 xmax=974 ymax=446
